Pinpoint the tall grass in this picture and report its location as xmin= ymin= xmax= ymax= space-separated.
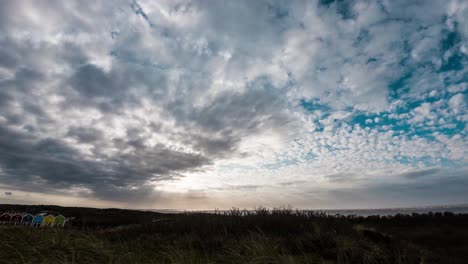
xmin=0 ymin=206 xmax=467 ymax=264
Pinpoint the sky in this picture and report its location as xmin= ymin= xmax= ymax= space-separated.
xmin=0 ymin=0 xmax=467 ymax=210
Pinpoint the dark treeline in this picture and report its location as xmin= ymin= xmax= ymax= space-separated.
xmin=0 ymin=204 xmax=467 ymax=263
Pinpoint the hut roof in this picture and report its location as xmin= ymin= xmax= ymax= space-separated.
xmin=22 ymin=214 xmax=33 ymax=221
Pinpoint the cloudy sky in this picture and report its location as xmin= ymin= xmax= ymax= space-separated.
xmin=0 ymin=0 xmax=467 ymax=210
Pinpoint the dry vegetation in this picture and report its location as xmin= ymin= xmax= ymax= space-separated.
xmin=0 ymin=205 xmax=467 ymax=264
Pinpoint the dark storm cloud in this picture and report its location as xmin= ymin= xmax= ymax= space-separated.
xmin=0 ymin=123 xmax=211 ymax=201
xmin=0 ymin=0 xmax=294 ymax=204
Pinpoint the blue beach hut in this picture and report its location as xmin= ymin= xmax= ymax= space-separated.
xmin=32 ymin=214 xmax=44 ymax=227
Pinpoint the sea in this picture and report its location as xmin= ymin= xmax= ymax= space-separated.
xmin=148 ymin=204 xmax=468 ymax=217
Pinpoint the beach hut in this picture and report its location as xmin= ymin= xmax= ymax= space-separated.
xmin=0 ymin=213 xmax=11 ymax=224
xmin=43 ymin=215 xmax=55 ymax=227
xmin=10 ymin=213 xmax=23 ymax=225
xmin=32 ymin=214 xmax=44 ymax=227
xmin=54 ymin=215 xmax=66 ymax=227
xmin=21 ymin=214 xmax=33 ymax=225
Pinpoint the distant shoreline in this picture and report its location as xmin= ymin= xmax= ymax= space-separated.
xmin=2 ymin=203 xmax=468 ymax=217
xmin=145 ymin=204 xmax=468 ymax=216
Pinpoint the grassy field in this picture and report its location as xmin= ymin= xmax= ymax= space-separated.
xmin=0 ymin=205 xmax=467 ymax=264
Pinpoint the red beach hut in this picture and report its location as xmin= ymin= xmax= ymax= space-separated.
xmin=0 ymin=213 xmax=11 ymax=224
xmin=10 ymin=213 xmax=23 ymax=225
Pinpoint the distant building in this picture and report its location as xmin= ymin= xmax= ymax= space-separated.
xmin=22 ymin=214 xmax=34 ymax=225
xmin=0 ymin=213 xmax=11 ymax=224
xmin=54 ymin=215 xmax=66 ymax=227
xmin=32 ymin=214 xmax=44 ymax=227
xmin=43 ymin=215 xmax=55 ymax=227
xmin=10 ymin=213 xmax=23 ymax=225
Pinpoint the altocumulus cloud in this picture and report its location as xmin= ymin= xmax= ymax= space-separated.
xmin=0 ymin=0 xmax=467 ymax=209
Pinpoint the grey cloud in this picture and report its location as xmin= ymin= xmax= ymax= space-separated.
xmin=67 ymin=127 xmax=104 ymax=143
xmin=322 ymin=168 xmax=468 ymax=208
xmin=70 ymin=64 xmax=119 ymax=98
xmin=167 ymin=77 xmax=292 ymax=157
xmin=0 ymin=124 xmax=211 ymax=202
xmin=325 ymin=172 xmax=358 ymax=183
xmin=277 ymin=180 xmax=308 ymax=186
xmin=0 ymin=49 xmax=18 ymax=68
xmin=210 ymin=184 xmax=262 ymax=191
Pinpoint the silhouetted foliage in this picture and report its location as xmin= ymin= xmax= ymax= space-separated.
xmin=0 ymin=204 xmax=467 ymax=263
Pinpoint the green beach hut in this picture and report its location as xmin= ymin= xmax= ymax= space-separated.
xmin=54 ymin=215 xmax=66 ymax=227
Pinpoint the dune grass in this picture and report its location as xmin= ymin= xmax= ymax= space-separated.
xmin=0 ymin=206 xmax=467 ymax=263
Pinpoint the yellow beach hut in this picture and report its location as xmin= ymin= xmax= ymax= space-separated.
xmin=43 ymin=215 xmax=55 ymax=227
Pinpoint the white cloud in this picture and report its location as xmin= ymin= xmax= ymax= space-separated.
xmin=449 ymin=93 xmax=466 ymax=114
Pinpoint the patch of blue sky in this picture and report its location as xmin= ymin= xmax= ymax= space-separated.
xmin=439 ymin=28 xmax=467 ymax=73
xmin=262 ymin=151 xmax=316 ymax=170
xmin=388 ymin=28 xmax=467 ymax=101
xmin=436 ymin=119 xmax=466 ymax=137
xmin=388 ymin=72 xmax=412 ymax=100
xmin=318 ymin=0 xmax=355 ymax=20
xmin=396 ymin=155 xmax=437 ymax=167
xmin=301 ymin=92 xmax=464 ymax=139
xmin=300 ymin=97 xmax=331 ymax=112
xmin=263 ymin=158 xmax=299 ymax=170
xmin=303 ymin=151 xmax=317 ymax=161
xmin=300 ymin=98 xmax=331 ymax=115
xmin=300 ymin=98 xmax=333 ymax=132
xmin=350 ymin=107 xmax=464 ymax=140
xmin=439 ymin=158 xmax=465 ymax=168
